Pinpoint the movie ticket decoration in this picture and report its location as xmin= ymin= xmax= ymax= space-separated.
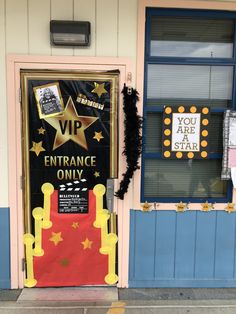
xmin=162 ymin=105 xmax=210 ymax=159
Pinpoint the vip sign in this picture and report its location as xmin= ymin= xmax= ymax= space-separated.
xmin=162 ymin=106 xmax=210 ymax=159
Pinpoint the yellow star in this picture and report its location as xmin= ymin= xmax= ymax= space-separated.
xmin=60 ymin=258 xmax=70 ymax=266
xmin=72 ymin=222 xmax=79 ymax=229
xmin=94 ymin=171 xmax=100 ymax=178
xmin=201 ymin=201 xmax=213 ymax=212
xmin=38 ymin=127 xmax=46 ymax=135
xmin=91 ymin=82 xmax=107 ymax=97
xmin=93 ymin=131 xmax=104 ymax=142
xmin=30 ymin=141 xmax=46 ymax=156
xmin=49 ymin=232 xmax=63 ymax=246
xmin=45 ymin=97 xmax=98 ymax=150
xmin=175 ymin=201 xmax=186 ymax=213
xmin=81 ymin=238 xmax=93 ymax=249
xmin=141 ymin=201 xmax=152 ymax=212
xmin=225 ymin=203 xmax=235 ymax=213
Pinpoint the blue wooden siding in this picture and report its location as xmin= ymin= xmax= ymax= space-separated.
xmin=0 ymin=208 xmax=10 ymax=289
xmin=129 ymin=210 xmax=236 ymax=287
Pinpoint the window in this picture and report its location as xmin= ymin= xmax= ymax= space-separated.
xmin=142 ymin=9 xmax=235 ymax=203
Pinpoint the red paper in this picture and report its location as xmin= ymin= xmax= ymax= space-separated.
xmin=33 ymin=190 xmax=108 ymax=287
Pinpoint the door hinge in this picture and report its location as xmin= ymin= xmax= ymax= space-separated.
xmin=19 ymin=87 xmax=22 ymax=103
xmin=21 ymin=258 xmax=25 ymax=272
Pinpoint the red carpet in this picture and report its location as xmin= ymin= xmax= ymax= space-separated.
xmin=33 ymin=190 xmax=108 ymax=287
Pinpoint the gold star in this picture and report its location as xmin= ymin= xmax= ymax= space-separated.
xmin=60 ymin=258 xmax=70 ymax=267
xmin=30 ymin=141 xmax=46 ymax=156
xmin=49 ymin=232 xmax=63 ymax=246
xmin=225 ymin=203 xmax=235 ymax=213
xmin=38 ymin=127 xmax=46 ymax=135
xmin=72 ymin=222 xmax=79 ymax=229
xmin=45 ymin=97 xmax=98 ymax=150
xmin=81 ymin=238 xmax=93 ymax=249
xmin=94 ymin=171 xmax=100 ymax=178
xmin=141 ymin=201 xmax=152 ymax=212
xmin=93 ymin=131 xmax=104 ymax=142
xmin=91 ymin=82 xmax=107 ymax=97
xmin=201 ymin=201 xmax=213 ymax=212
xmin=175 ymin=201 xmax=186 ymax=213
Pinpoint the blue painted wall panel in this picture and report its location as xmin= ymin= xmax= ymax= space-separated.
xmin=194 ymin=211 xmax=216 ymax=278
xmin=154 ymin=211 xmax=176 ymax=279
xmin=0 ymin=208 xmax=10 ymax=289
xmin=132 ymin=211 xmax=156 ymax=280
xmin=175 ymin=212 xmax=196 ymax=279
xmin=129 ymin=210 xmax=236 ymax=287
xmin=214 ymin=212 xmax=236 ymax=279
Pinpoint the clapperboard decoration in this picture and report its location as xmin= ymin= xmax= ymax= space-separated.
xmin=162 ymin=105 xmax=210 ymax=159
xmin=58 ymin=179 xmax=88 ymax=214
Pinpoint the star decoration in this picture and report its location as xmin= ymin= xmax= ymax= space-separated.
xmin=72 ymin=222 xmax=79 ymax=229
xmin=175 ymin=201 xmax=186 ymax=213
xmin=93 ymin=131 xmax=104 ymax=142
xmin=81 ymin=238 xmax=93 ymax=249
xmin=94 ymin=171 xmax=100 ymax=178
xmin=91 ymin=82 xmax=107 ymax=97
xmin=38 ymin=127 xmax=46 ymax=135
xmin=49 ymin=232 xmax=63 ymax=246
xmin=60 ymin=258 xmax=70 ymax=267
xmin=201 ymin=201 xmax=213 ymax=212
xmin=141 ymin=201 xmax=152 ymax=212
xmin=30 ymin=141 xmax=46 ymax=156
xmin=225 ymin=203 xmax=235 ymax=213
xmin=45 ymin=97 xmax=98 ymax=150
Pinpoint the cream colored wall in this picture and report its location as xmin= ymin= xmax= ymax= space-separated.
xmin=0 ymin=0 xmax=137 ymax=207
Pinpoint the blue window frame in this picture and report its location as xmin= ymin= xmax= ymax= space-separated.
xmin=141 ymin=8 xmax=236 ymax=203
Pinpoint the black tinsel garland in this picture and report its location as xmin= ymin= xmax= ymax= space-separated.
xmin=115 ymin=84 xmax=142 ymax=200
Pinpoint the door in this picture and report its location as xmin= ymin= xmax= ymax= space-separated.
xmin=21 ymin=70 xmax=119 ymax=287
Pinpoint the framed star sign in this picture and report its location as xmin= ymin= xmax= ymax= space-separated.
xmin=162 ymin=105 xmax=210 ymax=159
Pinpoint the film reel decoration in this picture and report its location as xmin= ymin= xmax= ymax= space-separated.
xmin=162 ymin=105 xmax=210 ymax=159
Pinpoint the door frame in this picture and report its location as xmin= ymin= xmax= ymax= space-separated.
xmin=7 ymin=54 xmax=132 ymax=289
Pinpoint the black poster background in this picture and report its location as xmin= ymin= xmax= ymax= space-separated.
xmin=24 ymin=72 xmax=119 ymax=222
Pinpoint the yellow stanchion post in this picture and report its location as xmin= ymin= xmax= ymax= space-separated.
xmin=41 ymin=183 xmax=54 ymax=229
xmin=33 ymin=207 xmax=44 ymax=256
xmin=93 ymin=184 xmax=106 ymax=228
xmin=93 ymin=183 xmax=119 ymax=285
xmin=105 ymin=233 xmax=119 ymax=285
xmin=99 ymin=210 xmax=110 ymax=254
xmin=23 ymin=233 xmax=37 ymax=288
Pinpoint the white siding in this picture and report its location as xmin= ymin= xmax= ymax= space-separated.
xmin=5 ymin=0 xmax=28 ymax=53
xmin=96 ymin=0 xmax=118 ymax=56
xmin=73 ymin=0 xmax=96 ymax=56
xmin=28 ymin=0 xmax=51 ymax=55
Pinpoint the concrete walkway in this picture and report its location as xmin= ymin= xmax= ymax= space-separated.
xmin=1 ymin=289 xmax=236 ymax=313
